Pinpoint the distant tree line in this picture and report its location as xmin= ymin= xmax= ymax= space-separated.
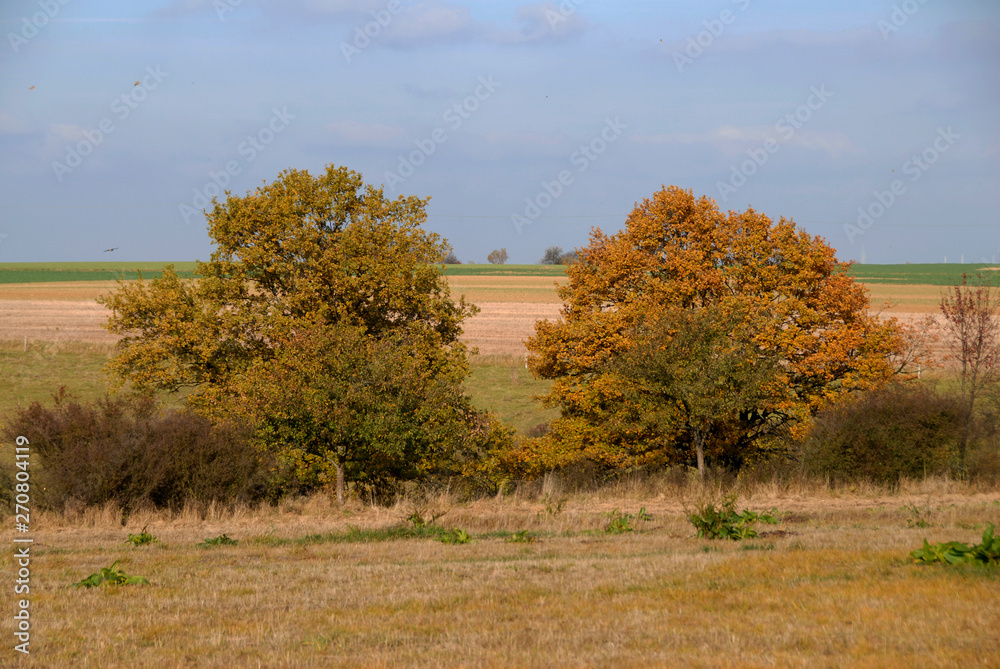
xmin=540 ymin=246 xmax=577 ymax=265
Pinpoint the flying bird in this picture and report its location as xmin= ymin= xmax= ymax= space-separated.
xmin=104 ymin=247 xmax=119 ymax=253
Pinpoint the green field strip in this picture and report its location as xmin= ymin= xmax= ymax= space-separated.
xmin=0 ymin=262 xmax=200 ymax=284
xmin=845 ymin=263 xmax=997 ymax=286
xmin=1 ymin=262 xmax=995 ymax=285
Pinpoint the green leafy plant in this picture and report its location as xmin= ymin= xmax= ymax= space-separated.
xmin=406 ymin=507 xmax=446 ymax=528
xmin=125 ymin=525 xmax=157 ymax=547
xmin=436 ymin=528 xmax=471 ymax=545
xmin=504 ymin=530 xmax=538 ymax=544
xmin=688 ymin=495 xmax=779 ymax=540
xmin=901 ymin=502 xmax=934 ymax=529
xmin=911 ymin=523 xmax=1000 ymax=566
xmin=604 ymin=508 xmax=652 ymax=534
xmin=198 ymin=533 xmax=239 ymax=547
xmin=605 ymin=513 xmax=633 ymax=534
xmin=73 ymin=560 xmax=150 ymax=588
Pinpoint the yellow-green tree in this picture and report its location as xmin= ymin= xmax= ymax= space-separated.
xmin=100 ymin=164 xmax=486 ymax=495
xmin=520 ymin=186 xmax=904 ymax=475
xmin=606 ymin=305 xmax=786 ymax=480
xmin=233 ymin=322 xmax=485 ymax=504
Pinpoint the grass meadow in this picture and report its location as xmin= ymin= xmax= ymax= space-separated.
xmin=1 ymin=265 xmax=999 ymax=666
xmin=1 ymin=480 xmax=998 ymax=667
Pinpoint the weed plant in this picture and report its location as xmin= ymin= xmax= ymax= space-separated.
xmin=436 ymin=528 xmax=472 ymax=544
xmin=125 ymin=525 xmax=157 ymax=547
xmin=604 ymin=507 xmax=653 ymax=534
xmin=73 ymin=560 xmax=150 ymax=588
xmin=911 ymin=523 xmax=1000 ymax=566
xmin=688 ymin=496 xmax=779 ymax=540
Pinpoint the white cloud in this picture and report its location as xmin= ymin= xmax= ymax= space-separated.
xmin=492 ymin=2 xmax=588 ymax=44
xmin=491 ymin=2 xmax=589 ymax=44
xmin=379 ymin=2 xmax=476 ymax=46
xmin=301 ymin=0 xmax=388 ymax=17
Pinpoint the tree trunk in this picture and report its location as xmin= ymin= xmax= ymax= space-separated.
xmin=336 ymin=459 xmax=345 ymax=505
xmin=694 ymin=428 xmax=705 ymax=482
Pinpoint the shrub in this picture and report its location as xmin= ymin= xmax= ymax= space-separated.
xmin=800 ymin=384 xmax=962 ymax=484
xmin=1 ymin=390 xmax=273 ymax=512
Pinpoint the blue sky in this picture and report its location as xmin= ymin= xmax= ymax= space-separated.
xmin=1 ymin=0 xmax=997 ymax=264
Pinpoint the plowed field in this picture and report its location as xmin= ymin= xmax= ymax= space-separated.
xmin=0 ymin=277 xmax=952 ymax=359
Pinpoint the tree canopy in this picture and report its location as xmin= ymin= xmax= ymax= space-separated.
xmin=232 ymin=322 xmax=486 ymax=503
xmin=100 ymin=164 xmax=488 ymax=496
xmin=520 ymin=185 xmax=904 ymax=475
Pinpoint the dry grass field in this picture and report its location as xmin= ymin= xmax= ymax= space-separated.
xmin=0 ymin=276 xmax=950 ymax=357
xmin=0 ymin=276 xmax=569 ymax=355
xmin=1 ymin=479 xmax=998 ymax=667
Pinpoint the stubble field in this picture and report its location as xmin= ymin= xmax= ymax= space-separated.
xmin=1 ymin=265 xmax=998 ymax=667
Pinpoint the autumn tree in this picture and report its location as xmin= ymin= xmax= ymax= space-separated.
xmin=522 ymin=186 xmax=904 ymax=475
xmin=487 ymin=248 xmax=509 ymax=265
xmin=940 ymin=273 xmax=1000 ymax=470
xmin=607 ymin=306 xmax=785 ymax=480
xmin=100 ymin=164 xmax=488 ymax=496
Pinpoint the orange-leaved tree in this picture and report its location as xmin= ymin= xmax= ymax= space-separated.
xmin=520 ymin=186 xmax=904 ymax=477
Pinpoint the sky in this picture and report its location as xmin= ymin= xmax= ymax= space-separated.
xmin=0 ymin=0 xmax=997 ymax=265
